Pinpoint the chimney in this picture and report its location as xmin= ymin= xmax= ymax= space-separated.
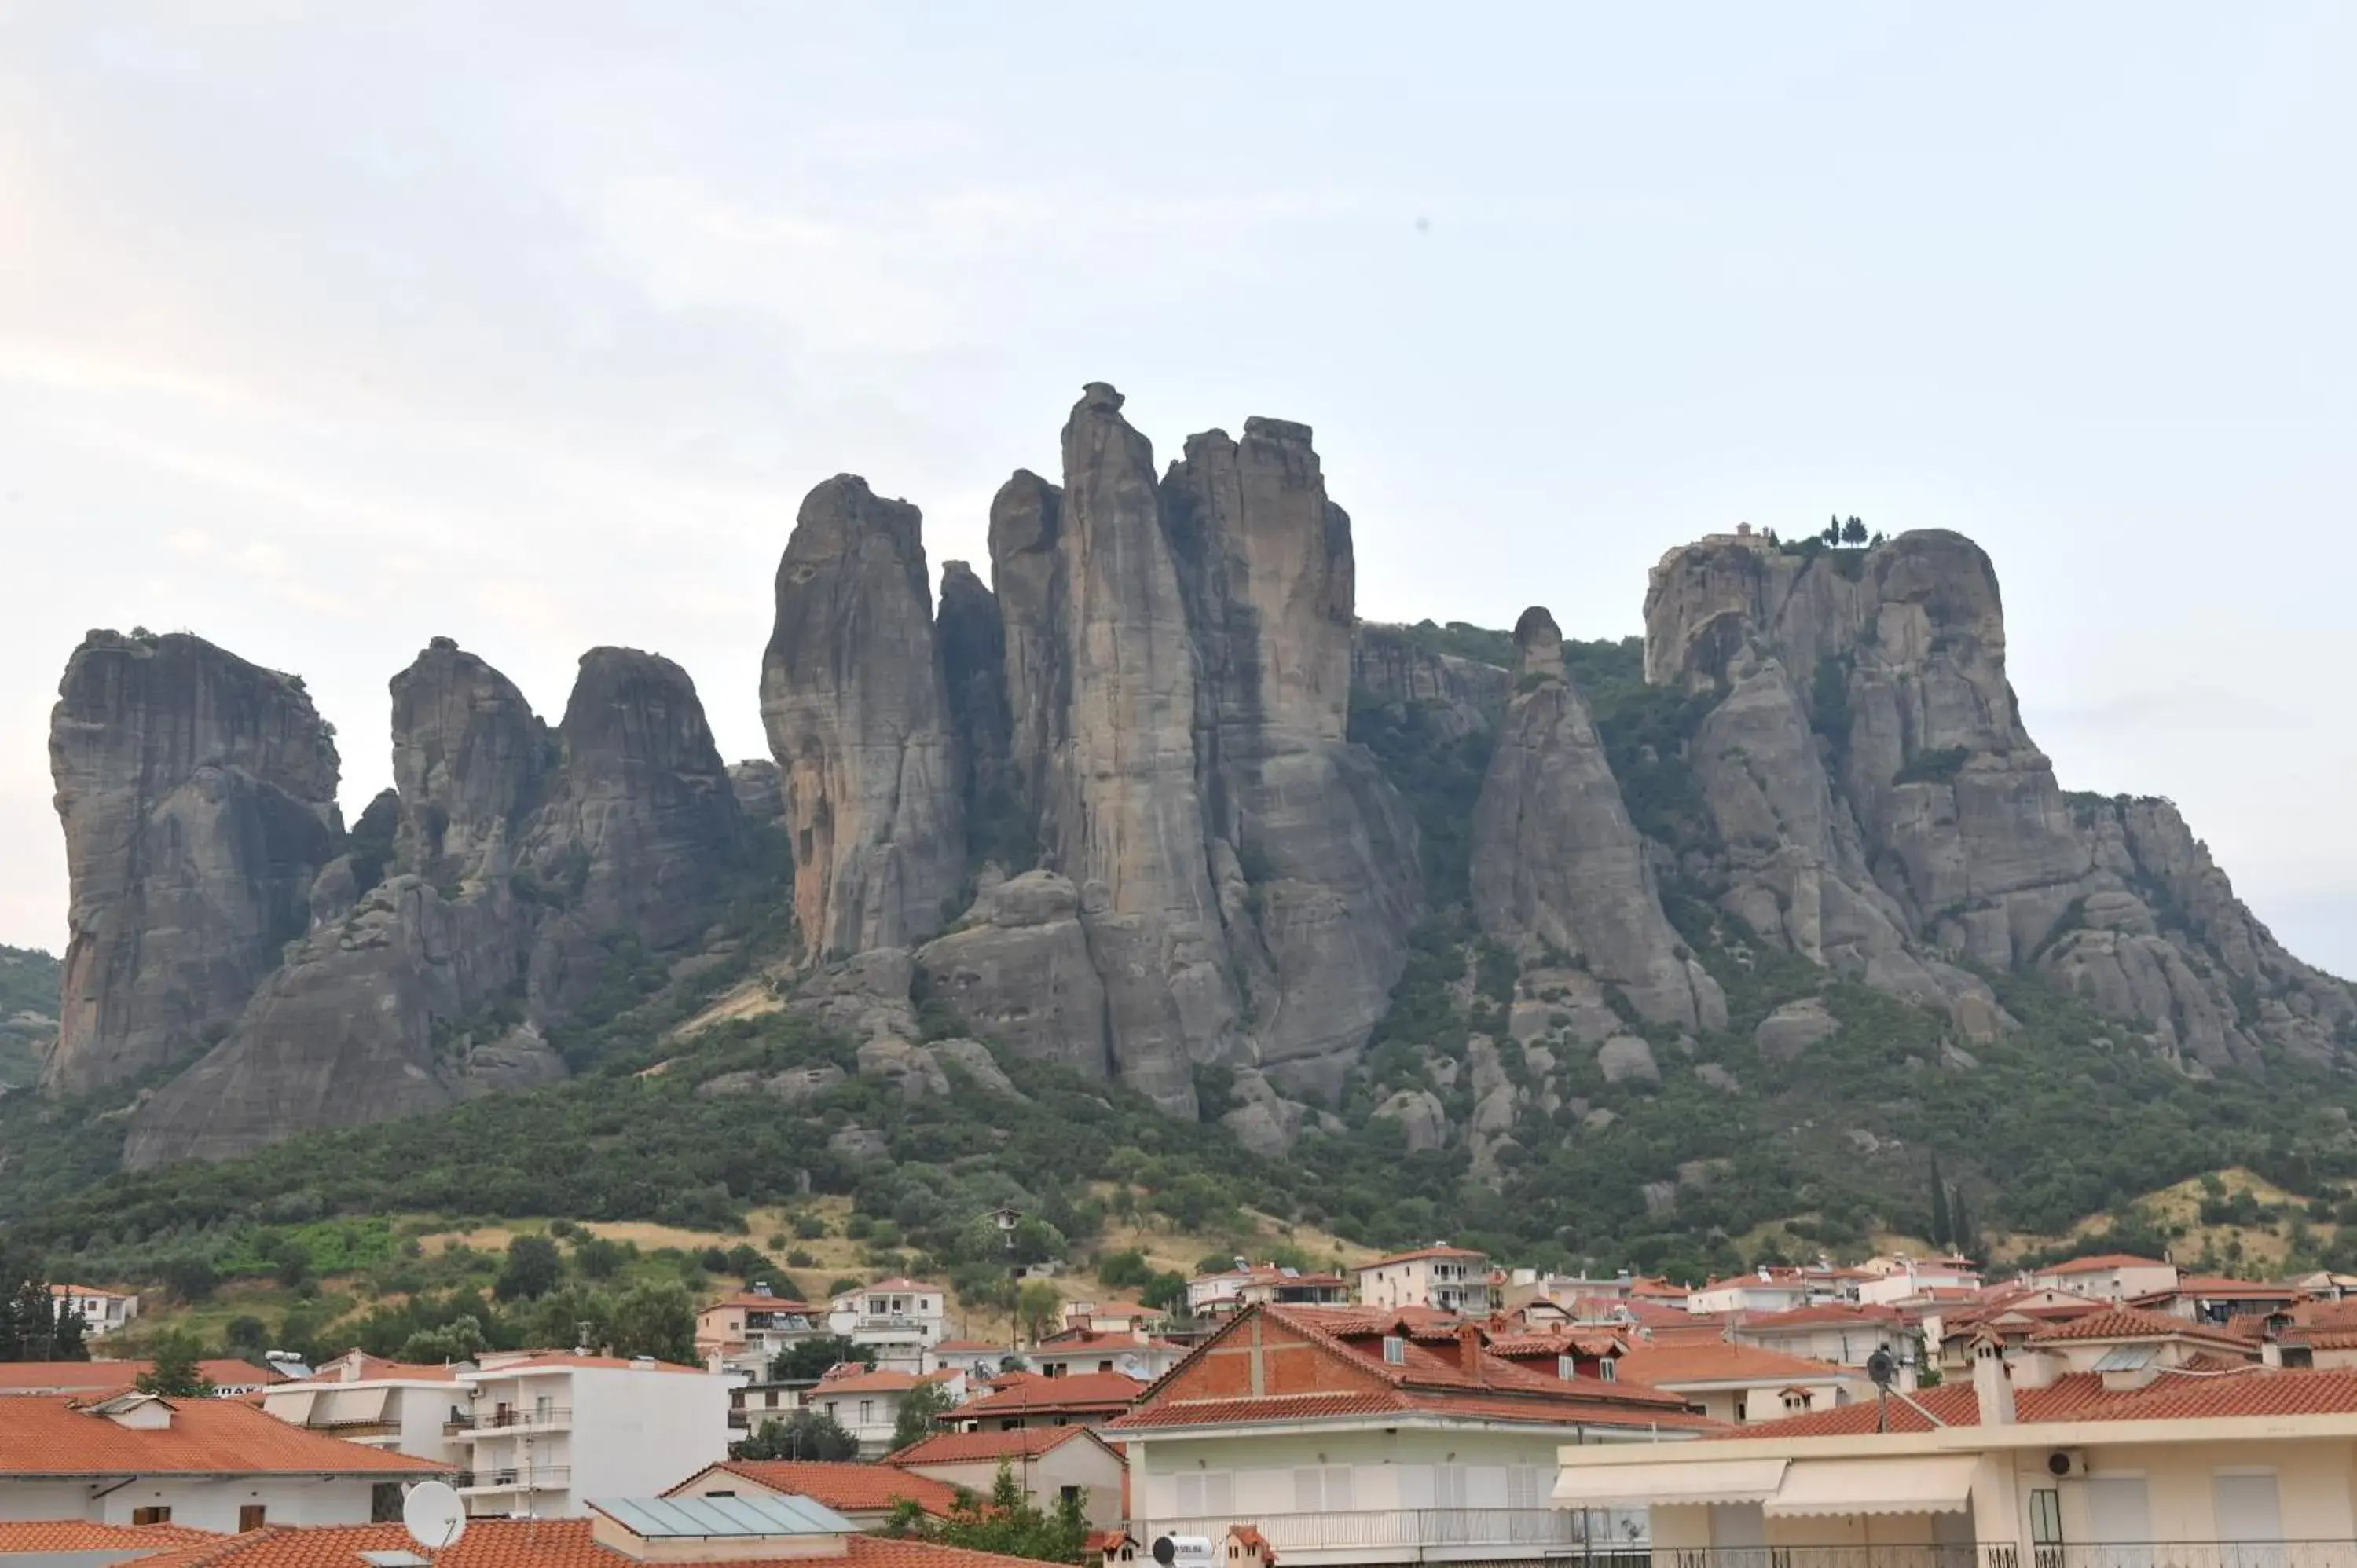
xmin=2262 ymin=1340 xmax=2285 ymax=1369
xmin=1457 ymin=1321 xmax=1485 ymax=1380
xmin=1971 ymin=1336 xmax=2015 ymax=1427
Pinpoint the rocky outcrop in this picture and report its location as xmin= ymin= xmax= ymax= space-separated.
xmin=124 ymin=639 xmax=746 ymax=1165
xmin=46 ymin=632 xmax=343 ymax=1094
xmin=986 ymin=471 xmax=1069 ymax=855
xmin=914 ymin=871 xmax=1110 ymax=1077
xmin=761 ymin=475 xmax=965 ymax=961
xmin=1471 ymin=608 xmax=1727 ymax=1031
xmin=728 ymin=760 xmax=784 ymax=826
xmin=937 ymin=561 xmax=1024 ymax=868
xmin=1644 ymin=530 xmax=2352 ymax=1067
xmin=1351 ymin=624 xmax=1512 ymax=738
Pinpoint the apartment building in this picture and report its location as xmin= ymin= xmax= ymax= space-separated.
xmin=803 ymin=1367 xmax=966 ymax=1458
xmin=259 ymin=1351 xmax=468 ymax=1466
xmin=1353 ymin=1246 xmax=1491 ymax=1313
xmin=948 ymin=1371 xmax=1141 ymax=1433
xmin=448 ymin=1354 xmax=731 ymax=1518
xmin=827 ymin=1279 xmax=948 ymax=1372
xmin=48 ymin=1286 xmax=139 ymax=1339
xmin=695 ymin=1285 xmax=820 ymax=1380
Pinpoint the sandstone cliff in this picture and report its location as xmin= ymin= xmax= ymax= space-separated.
xmin=123 ymin=639 xmax=747 ymax=1166
xmin=1470 ymin=608 xmax=1726 ymax=1031
xmin=46 ymin=632 xmax=342 ymax=1094
xmin=1351 ymin=622 xmax=1512 ymax=739
xmin=761 ymin=476 xmax=965 ymax=961
xmin=1644 ymin=530 xmax=2352 ymax=1065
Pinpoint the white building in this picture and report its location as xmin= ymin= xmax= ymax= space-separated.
xmin=260 ymin=1351 xmax=470 ymax=1467
xmin=695 ymin=1287 xmax=821 ymax=1381
xmin=0 ymin=1391 xmax=442 ymax=1530
xmin=1108 ymin=1303 xmax=1714 ymax=1564
xmin=1686 ymin=1267 xmax=1818 ymax=1316
xmin=891 ymin=1427 xmax=1129 ymax=1528
xmin=801 ymin=1366 xmax=966 ymax=1458
xmin=1352 ymin=1247 xmax=1491 ymax=1314
xmin=49 ymin=1285 xmax=139 ymax=1339
xmin=2025 ymin=1252 xmax=2181 ymax=1302
xmin=448 ymin=1353 xmax=731 ymax=1519
xmin=826 ymin=1277 xmax=948 ymax=1372
xmin=1855 ymin=1252 xmax=1984 ymax=1305
xmin=1728 ymin=1302 xmax=1919 ymax=1372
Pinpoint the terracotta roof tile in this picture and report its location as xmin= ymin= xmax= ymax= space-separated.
xmin=2027 ymin=1306 xmax=2253 ymax=1349
xmin=1360 ymin=1246 xmax=1487 ymax=1269
xmin=0 ymin=1360 xmax=281 ymax=1394
xmin=0 ymin=1521 xmax=218 ymax=1552
xmin=1615 ymin=1343 xmax=1853 ymax=1387
xmin=889 ymin=1426 xmax=1111 ymax=1465
xmin=470 ymin=1354 xmax=706 ymax=1376
xmin=2037 ymin=1253 xmax=2172 ymax=1273
xmin=957 ymin=1372 xmax=1143 ymax=1416
xmin=0 ymin=1396 xmax=445 ymax=1475
xmin=90 ymin=1519 xmax=1054 ymax=1568
xmin=1731 ymin=1365 xmax=2357 ymax=1436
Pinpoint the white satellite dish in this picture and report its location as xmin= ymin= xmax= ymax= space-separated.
xmin=403 ymin=1481 xmax=467 ymax=1552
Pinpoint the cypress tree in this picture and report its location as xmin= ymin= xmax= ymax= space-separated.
xmin=1929 ymin=1157 xmax=1954 ymax=1250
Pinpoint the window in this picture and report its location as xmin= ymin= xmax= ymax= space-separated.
xmin=1557 ymin=1354 xmax=1577 ymax=1380
xmin=372 ymin=1484 xmax=404 ymax=1523
xmin=1061 ymin=1486 xmax=1083 ymax=1508
xmin=1382 ymin=1335 xmax=1406 ymax=1365
xmin=2214 ymin=1473 xmax=2283 ymax=1543
xmin=1598 ymin=1358 xmax=1616 ymax=1383
xmin=1508 ymin=1464 xmax=1545 ymax=1510
xmin=239 ymin=1507 xmax=267 ymax=1533
xmin=860 ymin=1400 xmax=875 ymax=1424
xmin=131 ymin=1508 xmax=173 ymax=1526
xmin=2029 ymin=1488 xmax=2063 ymax=1546
xmin=1434 ymin=1464 xmax=1468 ymax=1510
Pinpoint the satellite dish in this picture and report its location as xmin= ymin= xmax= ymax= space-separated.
xmin=1865 ymin=1346 xmax=1897 ymax=1390
xmin=403 ymin=1481 xmax=467 ymax=1552
xmin=1120 ymin=1355 xmax=1144 ymax=1378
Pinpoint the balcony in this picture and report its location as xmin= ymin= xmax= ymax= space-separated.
xmin=1989 ymin=1549 xmax=2357 ymax=1568
xmin=456 ymin=1467 xmax=571 ymax=1495
xmin=445 ymin=1407 xmax=572 ymax=1434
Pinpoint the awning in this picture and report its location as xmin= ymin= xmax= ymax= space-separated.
xmin=1553 ymin=1458 xmax=1788 ymax=1509
xmin=1764 ymin=1456 xmax=1978 ymax=1517
xmin=269 ymin=1389 xmax=318 ymax=1425
xmin=322 ymin=1387 xmax=390 ymax=1427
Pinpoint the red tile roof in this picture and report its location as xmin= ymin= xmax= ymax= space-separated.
xmin=1730 ymin=1366 xmax=2357 ymax=1436
xmin=1615 ymin=1343 xmax=1853 ymax=1388
xmin=2027 ymin=1307 xmax=2253 ymax=1350
xmin=100 ymin=1519 xmax=1053 ymax=1568
xmin=669 ymin=1460 xmax=966 ymax=1515
xmin=0 ymin=1522 xmax=216 ymax=1552
xmin=0 ymin=1396 xmax=447 ymax=1475
xmin=0 ymin=1360 xmax=281 ymax=1394
xmin=2036 ymin=1253 xmax=2172 ymax=1274
xmin=471 ymin=1354 xmax=707 ymax=1376
xmin=1735 ymin=1303 xmax=1907 ymax=1330
xmin=889 ymin=1426 xmax=1114 ymax=1466
xmin=837 ymin=1278 xmax=944 ymax=1295
xmin=1105 ymin=1305 xmax=1712 ymax=1434
xmin=956 ymin=1372 xmax=1144 ymax=1416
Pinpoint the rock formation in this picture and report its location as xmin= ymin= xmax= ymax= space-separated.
xmin=46 ymin=632 xmax=343 ymax=1094
xmin=1350 ymin=623 xmax=1512 ymax=738
xmin=936 ymin=561 xmax=1022 ymax=868
xmin=123 ymin=639 xmax=748 ymax=1166
xmin=761 ymin=476 xmax=965 ymax=961
xmin=1644 ymin=529 xmax=2352 ymax=1066
xmin=914 ymin=871 xmax=1110 ymax=1077
xmin=1471 ymin=608 xmax=1727 ymax=1031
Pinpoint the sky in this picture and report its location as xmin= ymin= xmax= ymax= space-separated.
xmin=1 ymin=4 xmax=2352 ymax=974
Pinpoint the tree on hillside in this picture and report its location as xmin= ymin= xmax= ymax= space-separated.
xmin=0 ymin=1271 xmax=88 ymax=1362
xmin=769 ymin=1335 xmax=874 ymax=1384
xmin=137 ymin=1331 xmax=214 ymax=1397
xmin=892 ymin=1378 xmax=956 ymax=1451
xmin=495 ymin=1234 xmax=565 ymax=1301
xmin=731 ymin=1409 xmax=858 ymax=1462
xmin=1015 ymin=1281 xmax=1061 ymax=1346
xmin=607 ymin=1280 xmax=697 ymax=1364
xmin=1842 ymin=516 xmax=1868 ymax=546
xmin=1928 ymin=1156 xmax=1954 ymax=1251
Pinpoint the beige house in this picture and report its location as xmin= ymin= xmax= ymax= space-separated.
xmin=1354 ymin=1246 xmax=1491 ymax=1313
xmin=1557 ymin=1338 xmax=2357 ymax=1565
xmin=889 ymin=1426 xmax=1127 ymax=1526
xmin=2025 ymin=1253 xmax=2180 ymax=1302
xmin=1615 ymin=1341 xmax=1861 ymax=1426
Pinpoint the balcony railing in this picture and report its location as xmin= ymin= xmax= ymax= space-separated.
xmin=1989 ymin=1548 xmax=2357 ymax=1568
xmin=1659 ymin=1550 xmax=1977 ymax=1568
xmin=445 ymin=1407 xmax=572 ymax=1434
xmin=457 ymin=1467 xmax=572 ymax=1493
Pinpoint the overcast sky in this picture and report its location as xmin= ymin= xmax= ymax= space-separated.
xmin=2 ymin=4 xmax=2352 ymax=976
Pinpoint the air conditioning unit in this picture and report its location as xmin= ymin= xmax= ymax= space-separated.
xmin=2046 ymin=1450 xmax=2089 ymax=1478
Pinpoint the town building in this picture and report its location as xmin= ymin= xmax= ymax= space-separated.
xmin=1728 ymin=1302 xmax=1919 ymax=1373
xmin=1854 ymin=1253 xmax=1985 ymax=1306
xmin=2025 ymin=1252 xmax=2180 ymax=1302
xmin=663 ymin=1460 xmax=966 ymax=1528
xmin=695 ymin=1285 xmax=820 ymax=1379
xmin=0 ymin=1391 xmax=442 ymax=1529
xmin=1612 ymin=1340 xmax=1863 ymax=1425
xmin=447 ymin=1354 xmax=731 ymax=1519
xmin=1058 ymin=1300 xmax=1168 ymax=1338
xmin=803 ymin=1367 xmax=966 ymax=1458
xmin=0 ymin=1501 xmax=1066 ymax=1568
xmin=827 ymin=1280 xmax=949 ymax=1372
xmin=948 ymin=1372 xmax=1142 ymax=1433
xmin=889 ymin=1427 xmax=1127 ymax=1528
xmin=1106 ymin=1303 xmax=1713 ymax=1563
xmin=1352 ymin=1247 xmax=1491 ymax=1314
xmin=2134 ymin=1274 xmax=2307 ymax=1325
xmin=1028 ymin=1331 xmax=1183 ymax=1383
xmin=927 ymin=1341 xmax=1018 ymax=1379
xmin=1686 ymin=1267 xmax=1820 ymax=1317
xmin=1555 ymin=1339 xmax=2357 ymax=1564
xmin=258 ymin=1352 xmax=467 ymax=1467
xmin=0 ymin=1361 xmax=284 ymax=1400
xmin=49 ymin=1286 xmax=139 ymax=1339
xmin=1185 ymin=1264 xmax=1351 ymax=1320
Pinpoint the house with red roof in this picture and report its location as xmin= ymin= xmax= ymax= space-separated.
xmin=1106 ymin=1303 xmax=1714 ymax=1563
xmin=887 ymin=1426 xmax=1127 ymax=1528
xmin=801 ymin=1366 xmax=968 ymax=1459
xmin=1556 ymin=1335 xmax=2357 ymax=1560
xmin=258 ymin=1349 xmax=468 ymax=1474
xmin=826 ymin=1280 xmax=948 ymax=1372
xmin=695 ymin=1284 xmax=822 ymax=1380
xmin=0 ymin=1391 xmax=442 ymax=1530
xmin=1029 ymin=1331 xmax=1184 ymax=1383
xmin=1352 ymin=1247 xmax=1490 ymax=1315
xmin=1610 ymin=1342 xmax=1862 ymax=1426
xmin=948 ymin=1371 xmax=1141 ymax=1434
xmin=663 ymin=1458 xmax=966 ymax=1527
xmin=1726 ymin=1302 xmax=1919 ymax=1376
xmin=2024 ymin=1251 xmax=2180 ymax=1303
